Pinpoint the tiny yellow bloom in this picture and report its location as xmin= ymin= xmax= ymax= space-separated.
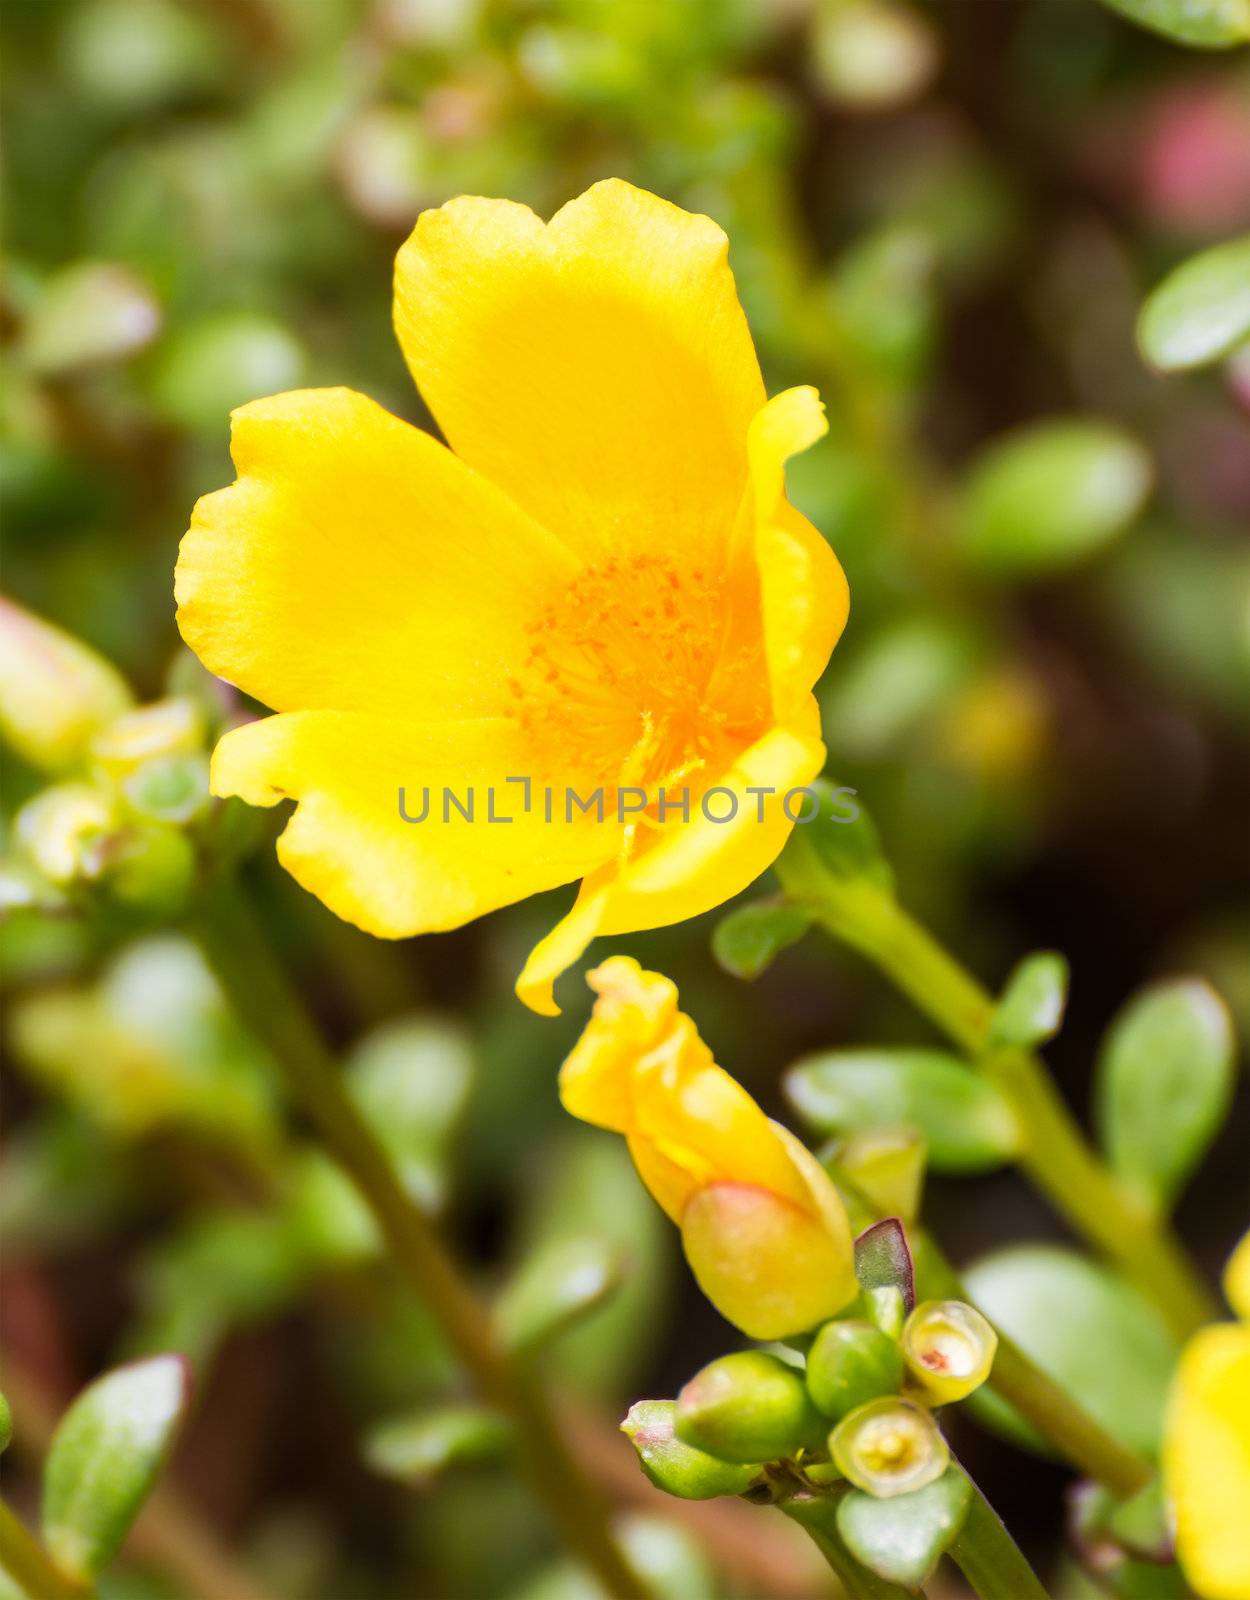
xmin=559 ymin=956 xmax=858 ymax=1339
xmin=1164 ymin=1229 xmax=1250 ymax=1600
xmin=174 ymin=180 xmax=847 ymax=1013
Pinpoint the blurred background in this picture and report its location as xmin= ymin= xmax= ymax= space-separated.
xmin=2 ymin=0 xmax=1248 ymax=1595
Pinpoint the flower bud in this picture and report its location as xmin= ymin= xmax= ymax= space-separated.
xmin=102 ymin=824 xmax=197 ymax=914
xmin=121 ymin=752 xmax=211 ymax=825
xmin=901 ymin=1300 xmax=997 ymax=1405
xmin=676 ymin=1351 xmax=825 ymax=1465
xmin=0 ymin=597 xmax=131 ymax=774
xmin=560 ymin=960 xmax=858 ymax=1339
xmin=680 ymin=1169 xmax=858 ymax=1341
xmin=806 ymin=1320 xmax=904 ymax=1421
xmin=829 ymin=1398 xmax=949 ymax=1498
xmin=621 ymin=1400 xmax=762 ymax=1500
xmin=89 ymin=697 xmax=204 ymax=779
xmin=16 ymin=783 xmax=116 ymax=884
xmin=832 ymin=1128 xmax=925 ymax=1225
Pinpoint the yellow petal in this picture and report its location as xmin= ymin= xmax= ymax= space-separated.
xmin=557 ymin=956 xmax=680 ymax=1126
xmin=175 ymin=387 xmax=578 ymax=720
xmin=557 ymin=956 xmax=818 ymax=1215
xmin=681 ymin=1182 xmax=859 ymax=1340
xmin=211 ymin=711 xmax=616 ymax=938
xmin=1165 ymin=1324 xmax=1250 ymax=1599
xmin=517 ymin=725 xmax=825 ymax=1014
xmin=746 ymin=387 xmax=849 ymax=723
xmin=393 ymin=180 xmax=765 ymax=567
xmin=1225 ymin=1229 xmax=1250 ymax=1322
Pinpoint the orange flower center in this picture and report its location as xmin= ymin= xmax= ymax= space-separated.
xmin=505 ymin=551 xmax=768 ymax=799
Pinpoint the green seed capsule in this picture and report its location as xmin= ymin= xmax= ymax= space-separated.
xmin=829 ymin=1397 xmax=949 ymax=1498
xmin=621 ymin=1401 xmax=762 ymax=1499
xmin=676 ymin=1351 xmax=826 ymax=1464
xmin=806 ymin=1319 xmax=905 ymax=1421
xmin=902 ymin=1300 xmax=998 ymax=1404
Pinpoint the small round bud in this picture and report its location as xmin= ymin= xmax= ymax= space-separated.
xmin=901 ymin=1300 xmax=998 ymax=1404
xmin=102 ymin=824 xmax=197 ymax=914
xmin=829 ymin=1398 xmax=949 ymax=1498
xmin=0 ymin=596 xmax=131 ymax=773
xmin=676 ymin=1351 xmax=825 ymax=1464
xmin=621 ymin=1401 xmax=761 ymax=1500
xmin=89 ymin=697 xmax=204 ymax=779
xmin=121 ymin=752 xmax=211 ymax=825
xmin=806 ymin=1319 xmax=904 ymax=1421
xmin=16 ymin=783 xmax=116 ymax=884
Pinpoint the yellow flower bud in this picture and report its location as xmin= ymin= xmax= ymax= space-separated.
xmin=560 ymin=958 xmax=858 ymax=1339
xmin=89 ymin=697 xmax=205 ymax=779
xmin=0 ymin=597 xmax=131 ymax=774
xmin=901 ymin=1300 xmax=998 ymax=1404
xmin=16 ymin=783 xmax=116 ymax=884
xmin=829 ymin=1397 xmax=949 ymax=1498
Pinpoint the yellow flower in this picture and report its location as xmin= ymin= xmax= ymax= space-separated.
xmin=1164 ymin=1230 xmax=1250 ymax=1600
xmin=559 ymin=956 xmax=858 ymax=1339
xmin=175 ymin=180 xmax=846 ymax=1013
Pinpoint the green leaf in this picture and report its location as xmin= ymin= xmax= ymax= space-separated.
xmin=837 ymin=1466 xmax=973 ymax=1587
xmin=0 ymin=1391 xmax=11 ymax=1455
xmin=510 ymin=1514 xmax=717 ymax=1600
xmin=20 ymin=262 xmax=160 ymax=375
xmin=1138 ymin=234 xmax=1250 ymax=371
xmin=963 ymin=1246 xmax=1179 ymax=1458
xmin=495 ymin=1236 xmax=626 ymax=1355
xmin=148 ymin=311 xmax=307 ymax=434
xmin=511 ymin=1131 xmax=671 ymax=1396
xmin=346 ymin=1017 xmax=473 ymax=1209
xmin=855 ymin=1219 xmax=915 ymax=1314
xmin=955 ymin=420 xmax=1151 ymax=578
xmin=795 ymin=779 xmax=896 ymax=892
xmin=620 ymin=1400 xmax=762 ymax=1500
xmin=362 ymin=1404 xmax=510 ymax=1484
xmin=1095 ymin=979 xmax=1235 ymax=1210
xmin=988 ymin=952 xmax=1069 ymax=1050
xmin=1097 ymin=0 xmax=1250 ymax=47
xmin=42 ymin=1355 xmax=190 ymax=1580
xmin=712 ymin=897 xmax=813 ymax=980
xmin=786 ymin=1049 xmax=1020 ymax=1172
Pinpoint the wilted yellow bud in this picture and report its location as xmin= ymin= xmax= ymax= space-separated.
xmin=560 ymin=958 xmax=858 ymax=1339
xmin=16 ymin=783 xmax=116 ymax=884
xmin=829 ymin=1397 xmax=949 ymax=1498
xmin=901 ymin=1300 xmax=998 ymax=1405
xmin=0 ymin=597 xmax=131 ymax=773
xmin=89 ymin=697 xmax=204 ymax=779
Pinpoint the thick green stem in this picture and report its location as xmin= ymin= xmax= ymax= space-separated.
xmin=0 ymin=1499 xmax=90 ymax=1600
xmin=188 ymin=875 xmax=647 ymax=1600
xmin=949 ymin=1474 xmax=1051 ymax=1600
xmin=776 ymin=841 xmax=1216 ymax=1339
xmin=777 ymin=1493 xmax=918 ymax=1600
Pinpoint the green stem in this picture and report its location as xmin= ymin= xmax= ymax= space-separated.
xmin=776 ymin=840 xmax=1216 ymax=1339
xmin=949 ymin=1473 xmax=1051 ymax=1600
xmin=777 ymin=1492 xmax=918 ymax=1600
xmin=187 ymin=875 xmax=647 ymax=1600
xmin=909 ymin=1234 xmax=1151 ymax=1496
xmin=0 ymin=1499 xmax=90 ymax=1600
